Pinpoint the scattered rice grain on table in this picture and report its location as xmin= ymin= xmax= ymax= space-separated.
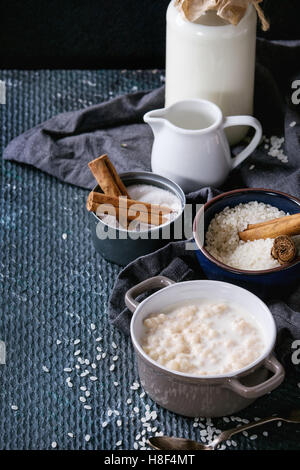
xmin=263 ymin=135 xmax=288 ymax=163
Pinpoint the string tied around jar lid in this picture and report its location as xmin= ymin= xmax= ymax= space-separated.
xmin=175 ymin=0 xmax=270 ymax=31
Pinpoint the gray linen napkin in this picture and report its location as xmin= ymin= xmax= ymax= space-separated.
xmin=107 ymin=44 xmax=300 ymax=354
xmin=4 ymin=87 xmax=165 ymax=188
xmin=3 ymin=39 xmax=300 ymax=356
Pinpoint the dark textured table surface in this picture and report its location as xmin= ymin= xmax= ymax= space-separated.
xmin=0 ymin=70 xmax=299 ymax=450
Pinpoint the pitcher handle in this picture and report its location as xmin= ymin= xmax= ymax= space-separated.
xmin=223 ymin=116 xmax=262 ymax=169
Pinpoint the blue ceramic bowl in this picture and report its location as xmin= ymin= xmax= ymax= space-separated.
xmin=193 ymin=188 xmax=300 ymax=297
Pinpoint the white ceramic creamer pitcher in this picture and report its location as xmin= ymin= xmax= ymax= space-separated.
xmin=144 ymin=99 xmax=262 ymax=193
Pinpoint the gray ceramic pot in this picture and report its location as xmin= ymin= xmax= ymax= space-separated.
xmin=126 ymin=276 xmax=285 ymax=418
xmin=88 ymin=172 xmax=185 ymax=266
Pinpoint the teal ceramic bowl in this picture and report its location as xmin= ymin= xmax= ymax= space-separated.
xmin=88 ymin=171 xmax=185 ymax=266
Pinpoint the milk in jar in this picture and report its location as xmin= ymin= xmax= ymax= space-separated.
xmin=165 ymin=1 xmax=257 ymax=144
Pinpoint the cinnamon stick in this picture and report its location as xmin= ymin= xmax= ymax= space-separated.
xmin=88 ymin=154 xmax=129 ymax=198
xmin=247 ymin=213 xmax=300 ymax=230
xmin=87 ymin=193 xmax=168 ymax=226
xmin=239 ymin=213 xmax=300 ymax=241
xmin=87 ymin=154 xmax=175 ymax=227
xmin=88 ymin=192 xmax=172 ymax=216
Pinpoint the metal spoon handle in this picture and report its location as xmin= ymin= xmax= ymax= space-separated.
xmin=212 ymin=416 xmax=281 ymax=448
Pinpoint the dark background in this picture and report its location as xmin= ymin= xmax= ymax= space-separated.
xmin=1 ymin=0 xmax=300 ymax=69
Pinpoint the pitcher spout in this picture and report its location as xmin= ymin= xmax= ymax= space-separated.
xmin=143 ymin=108 xmax=166 ymax=134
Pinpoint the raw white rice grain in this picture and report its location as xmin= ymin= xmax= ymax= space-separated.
xmin=204 ymin=201 xmax=297 ymax=270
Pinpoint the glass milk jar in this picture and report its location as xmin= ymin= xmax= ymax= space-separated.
xmin=165 ymin=1 xmax=257 ymax=145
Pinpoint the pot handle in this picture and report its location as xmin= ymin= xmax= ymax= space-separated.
xmin=223 ymin=115 xmax=262 ymax=169
xmin=125 ymin=276 xmax=175 ymax=313
xmin=225 ymin=355 xmax=285 ymax=399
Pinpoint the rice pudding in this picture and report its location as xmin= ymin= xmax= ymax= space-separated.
xmin=142 ymin=300 xmax=265 ymax=376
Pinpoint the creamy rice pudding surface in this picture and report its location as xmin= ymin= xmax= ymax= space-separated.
xmin=142 ymin=301 xmax=265 ymax=376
